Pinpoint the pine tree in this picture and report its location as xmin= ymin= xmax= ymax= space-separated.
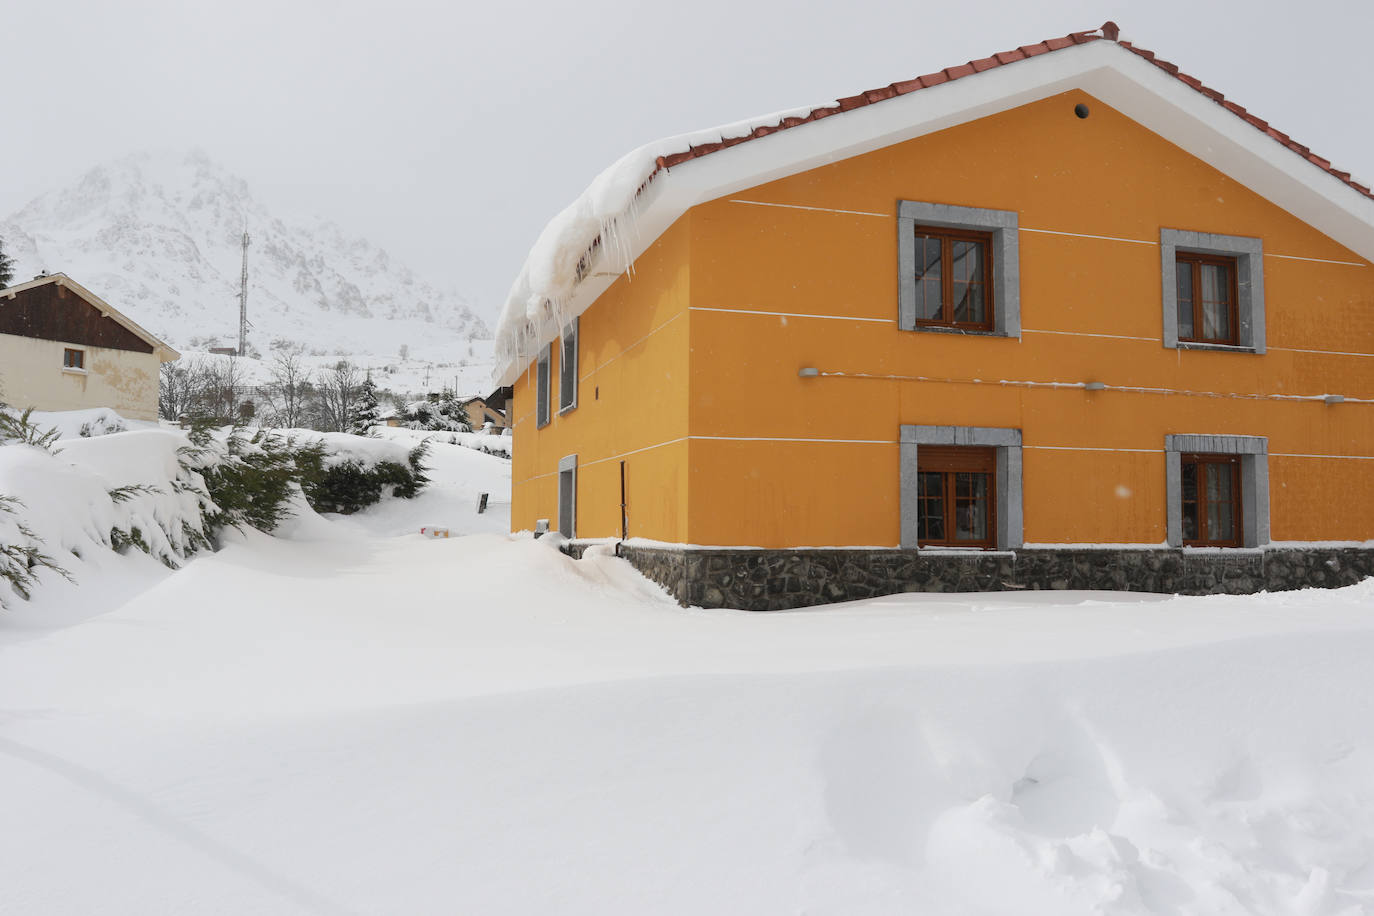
xmin=0 ymin=236 xmax=14 ymax=289
xmin=349 ymin=374 xmax=382 ymax=435
xmin=436 ymin=388 xmax=471 ymax=432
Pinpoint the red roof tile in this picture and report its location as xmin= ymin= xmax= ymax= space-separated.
xmin=644 ymin=22 xmax=1371 ymax=202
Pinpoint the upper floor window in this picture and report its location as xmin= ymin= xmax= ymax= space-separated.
xmin=535 ymin=343 xmax=551 ymax=429
xmin=559 ymin=318 xmax=579 ymax=414
xmin=1160 ymin=229 xmax=1264 ymax=353
xmin=898 ymin=200 xmax=1019 ymax=338
xmin=911 ymin=228 xmax=993 ymax=331
xmin=63 ymin=348 xmax=85 ymax=369
xmin=1175 ymin=253 xmax=1238 ymax=345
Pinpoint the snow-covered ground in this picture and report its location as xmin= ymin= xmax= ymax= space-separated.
xmin=4 ymin=424 xmax=1374 ymax=913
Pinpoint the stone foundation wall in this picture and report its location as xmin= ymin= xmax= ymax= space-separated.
xmin=561 ymin=542 xmax=1374 ymax=610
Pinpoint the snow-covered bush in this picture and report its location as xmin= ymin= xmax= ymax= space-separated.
xmin=283 ymin=431 xmax=429 ymax=515
xmin=0 ymin=413 xmax=430 ymax=607
xmin=395 ymin=390 xmax=470 ymax=432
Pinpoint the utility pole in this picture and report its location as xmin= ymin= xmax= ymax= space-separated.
xmin=238 ymin=230 xmax=251 ymax=357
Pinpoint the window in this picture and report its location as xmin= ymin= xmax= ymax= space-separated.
xmin=1165 ymin=434 xmax=1268 ymax=548
xmin=911 ymin=228 xmax=993 ymax=330
xmin=559 ymin=318 xmax=578 ymax=414
xmin=535 ymin=343 xmax=551 ymax=428
xmin=1160 ymin=229 xmax=1264 ymax=352
xmin=900 ymin=425 xmax=1023 ymax=549
xmin=898 ymin=200 xmax=1019 ymax=337
xmin=63 ymin=348 xmax=85 ymax=369
xmin=1180 ymin=454 xmax=1241 ymax=546
xmin=915 ymin=446 xmax=996 ymax=547
xmin=1175 ymin=253 xmax=1237 ymax=344
xmin=558 ymin=454 xmax=577 ymax=538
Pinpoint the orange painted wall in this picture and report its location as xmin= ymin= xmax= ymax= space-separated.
xmin=510 ymin=218 xmax=692 ymax=541
xmin=513 ymin=89 xmax=1374 ymax=547
xmin=684 ymin=89 xmax=1374 ymax=546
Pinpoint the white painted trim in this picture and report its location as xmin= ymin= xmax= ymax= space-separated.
xmin=1265 ymin=252 xmax=1366 ymax=267
xmin=690 ymin=306 xmax=894 ymax=324
xmin=581 ymin=436 xmax=690 ymax=469
xmin=728 ymin=199 xmax=888 ymax=219
xmin=690 ymin=435 xmax=896 ymax=445
xmin=1272 ymin=452 xmax=1374 ymax=461
xmin=1022 ymin=328 xmax=1158 ymax=343
xmin=1026 ymin=445 xmax=1161 ymax=453
xmin=1019 ymin=226 xmax=1156 ymax=246
xmin=1269 ymin=345 xmax=1374 ymax=358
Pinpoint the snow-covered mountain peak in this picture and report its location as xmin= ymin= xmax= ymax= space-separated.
xmin=1 ymin=151 xmax=489 ymax=377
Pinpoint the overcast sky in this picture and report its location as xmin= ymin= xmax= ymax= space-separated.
xmin=4 ymin=0 xmax=1370 ymax=326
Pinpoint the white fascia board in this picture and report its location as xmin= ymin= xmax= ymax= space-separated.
xmin=496 ymin=41 xmax=1372 ymax=383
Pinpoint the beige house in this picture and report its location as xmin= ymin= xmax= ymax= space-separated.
xmin=0 ymin=274 xmax=179 ymax=421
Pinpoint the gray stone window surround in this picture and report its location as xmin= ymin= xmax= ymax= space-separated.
xmin=1160 ymin=228 xmax=1265 ymax=352
xmin=535 ymin=343 xmax=552 ymax=428
xmin=900 ymin=424 xmax=1023 ymax=550
xmin=1165 ymin=434 xmax=1269 ymax=548
xmin=559 ymin=318 xmax=579 ymax=415
xmin=558 ymin=453 xmax=578 ymax=538
xmin=898 ymin=200 xmax=1020 ymax=338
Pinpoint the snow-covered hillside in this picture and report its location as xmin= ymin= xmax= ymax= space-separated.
xmin=1 ymin=150 xmax=492 ymax=384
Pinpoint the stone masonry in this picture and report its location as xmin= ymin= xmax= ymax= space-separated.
xmin=560 ymin=543 xmax=1374 ymax=611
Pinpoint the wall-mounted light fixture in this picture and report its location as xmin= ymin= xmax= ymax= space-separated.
xmin=798 ymin=367 xmax=820 ymax=378
xmin=1084 ymin=381 xmax=1107 ymax=391
xmin=1324 ymin=394 xmax=1345 ymax=405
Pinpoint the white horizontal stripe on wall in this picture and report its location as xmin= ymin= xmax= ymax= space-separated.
xmin=728 ymin=199 xmax=888 ymax=218
xmin=690 ymin=306 xmax=894 ymax=324
xmin=580 ymin=310 xmax=685 ymax=382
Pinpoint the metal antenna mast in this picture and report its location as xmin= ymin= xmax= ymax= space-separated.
xmin=237 ymin=230 xmax=251 ymax=356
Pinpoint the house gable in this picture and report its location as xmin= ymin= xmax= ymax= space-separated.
xmin=495 ymin=26 xmax=1374 ymax=384
xmin=0 ymin=276 xmax=170 ymax=356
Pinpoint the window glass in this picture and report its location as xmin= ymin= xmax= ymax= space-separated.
xmin=913 ymin=235 xmax=943 ymax=322
xmin=911 ymin=228 xmax=992 ymax=330
xmin=917 ymin=471 xmax=945 ymax=542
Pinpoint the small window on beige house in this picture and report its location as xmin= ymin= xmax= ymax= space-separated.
xmin=63 ymin=348 xmax=85 ymax=370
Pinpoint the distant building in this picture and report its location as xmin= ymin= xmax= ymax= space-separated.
xmin=0 ymin=274 xmax=179 ymax=421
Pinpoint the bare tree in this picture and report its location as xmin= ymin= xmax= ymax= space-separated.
xmin=315 ymin=360 xmax=361 ymax=432
xmin=159 ymin=359 xmax=208 ymax=421
xmin=262 ymin=350 xmax=315 ymax=429
xmin=197 ymin=356 xmax=244 ymax=423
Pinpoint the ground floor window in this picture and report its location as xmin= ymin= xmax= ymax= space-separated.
xmin=63 ymin=347 xmax=85 ymax=369
xmin=558 ymin=454 xmax=577 ymax=538
xmin=900 ymin=425 xmax=1022 ymax=550
xmin=1165 ymin=434 xmax=1268 ymax=548
xmin=1181 ymin=453 xmax=1241 ymax=546
xmin=916 ymin=446 xmax=996 ymax=547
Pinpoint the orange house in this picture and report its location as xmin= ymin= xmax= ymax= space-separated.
xmin=495 ymin=24 xmax=1374 ymax=606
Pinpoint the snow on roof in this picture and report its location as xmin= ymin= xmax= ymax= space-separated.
xmin=494 ymin=22 xmax=1374 ymax=384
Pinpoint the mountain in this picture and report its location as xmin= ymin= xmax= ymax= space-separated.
xmin=0 ymin=151 xmax=490 ymax=380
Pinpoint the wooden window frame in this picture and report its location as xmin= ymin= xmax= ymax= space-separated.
xmin=1180 ymin=453 xmax=1242 ymax=547
xmin=915 ymin=445 xmax=997 ymax=548
xmin=1175 ymin=253 xmax=1239 ymax=346
xmin=910 ymin=226 xmax=995 ymax=332
xmin=63 ymin=347 xmax=85 ymax=370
